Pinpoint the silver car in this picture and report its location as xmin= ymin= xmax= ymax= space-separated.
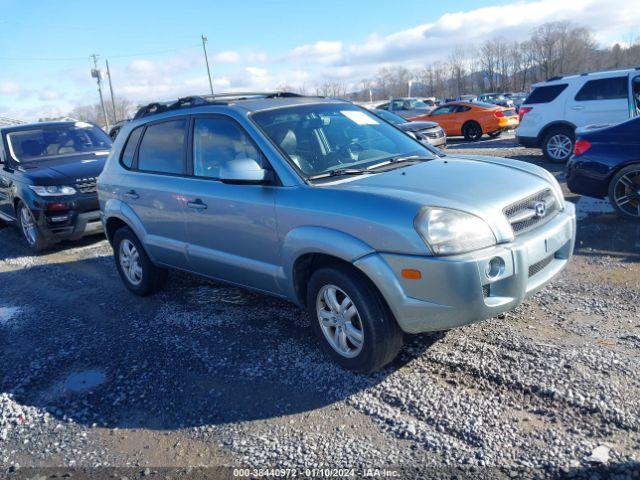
xmin=372 ymin=109 xmax=446 ymax=148
xmin=370 ymin=97 xmax=434 ymax=119
xmin=98 ymin=93 xmax=576 ymax=373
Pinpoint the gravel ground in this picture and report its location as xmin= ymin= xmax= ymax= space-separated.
xmin=1 ymin=132 xmax=639 ymax=479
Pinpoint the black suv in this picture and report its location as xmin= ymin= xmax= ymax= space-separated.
xmin=0 ymin=121 xmax=112 ymax=250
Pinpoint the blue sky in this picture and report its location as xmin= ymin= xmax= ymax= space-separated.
xmin=1 ymin=0 xmax=638 ymax=120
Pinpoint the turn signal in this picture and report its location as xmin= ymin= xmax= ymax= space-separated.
xmin=401 ymin=269 xmax=422 ymax=280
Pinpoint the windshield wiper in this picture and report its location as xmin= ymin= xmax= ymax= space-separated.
xmin=308 ymin=168 xmax=374 ymax=180
xmin=366 ymin=155 xmax=434 ymax=171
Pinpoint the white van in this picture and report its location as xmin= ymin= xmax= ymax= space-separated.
xmin=516 ymin=68 xmax=640 ymax=162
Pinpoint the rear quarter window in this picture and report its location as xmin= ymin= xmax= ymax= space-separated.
xmin=119 ymin=126 xmax=143 ymax=169
xmin=524 ymin=84 xmax=568 ymax=104
xmin=575 ymin=77 xmax=628 ymax=101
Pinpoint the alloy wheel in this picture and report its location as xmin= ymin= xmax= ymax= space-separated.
xmin=19 ymin=206 xmax=38 ymax=246
xmin=612 ymin=170 xmax=640 ymax=218
xmin=119 ymin=239 xmax=143 ymax=286
xmin=316 ymin=284 xmax=364 ymax=358
xmin=546 ymin=134 xmax=573 ymax=161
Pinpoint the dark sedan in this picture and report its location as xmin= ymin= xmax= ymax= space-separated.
xmin=372 ymin=109 xmax=446 ymax=148
xmin=566 ymin=116 xmax=640 ymax=220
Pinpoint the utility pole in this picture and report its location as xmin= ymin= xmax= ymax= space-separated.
xmin=105 ymin=59 xmax=117 ymax=124
xmin=201 ymin=34 xmax=214 ymax=95
xmin=90 ymin=54 xmax=110 ymax=130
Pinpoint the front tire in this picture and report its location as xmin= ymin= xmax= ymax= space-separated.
xmin=113 ymin=227 xmax=167 ymax=296
xmin=608 ymin=164 xmax=640 ymax=220
xmin=462 ymin=121 xmax=483 ymax=141
xmin=17 ymin=202 xmax=49 ymax=252
xmin=307 ymin=265 xmax=403 ymax=373
xmin=542 ymin=127 xmax=574 ymax=163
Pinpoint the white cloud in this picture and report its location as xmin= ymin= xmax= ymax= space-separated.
xmin=128 ymin=59 xmax=155 ymax=74
xmin=0 ymin=81 xmax=22 ymax=95
xmin=38 ymin=87 xmax=64 ymax=101
xmin=246 ymin=66 xmax=268 ymax=78
xmin=213 ymin=51 xmax=240 ymax=63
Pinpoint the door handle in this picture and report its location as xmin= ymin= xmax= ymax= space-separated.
xmin=123 ymin=190 xmax=139 ymax=200
xmin=187 ymin=199 xmax=208 ymax=210
xmin=571 ymin=106 xmax=585 ymax=110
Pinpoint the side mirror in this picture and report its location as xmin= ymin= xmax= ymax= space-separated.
xmin=219 ymin=158 xmax=273 ymax=185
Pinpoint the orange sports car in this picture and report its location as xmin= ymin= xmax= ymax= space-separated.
xmin=409 ymin=101 xmax=519 ymax=141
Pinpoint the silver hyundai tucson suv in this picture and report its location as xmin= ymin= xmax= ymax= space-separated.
xmin=98 ymin=93 xmax=576 ymax=373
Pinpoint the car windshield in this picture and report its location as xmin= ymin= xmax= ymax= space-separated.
xmin=373 ymin=109 xmax=405 ymax=124
xmin=6 ymin=122 xmax=112 ymax=163
xmin=403 ymin=98 xmax=428 ymax=109
xmin=252 ymin=104 xmax=434 ymax=178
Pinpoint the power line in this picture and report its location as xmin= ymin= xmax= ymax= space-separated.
xmin=0 ymin=45 xmax=201 ymax=62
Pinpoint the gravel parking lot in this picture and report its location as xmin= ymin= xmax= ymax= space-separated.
xmin=1 ymin=132 xmax=639 ymax=479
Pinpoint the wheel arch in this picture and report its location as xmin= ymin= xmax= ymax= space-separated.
xmin=102 ymin=199 xmax=148 ymax=247
xmin=281 ymin=226 xmax=376 ymax=306
xmin=538 ymin=121 xmax=577 ymax=143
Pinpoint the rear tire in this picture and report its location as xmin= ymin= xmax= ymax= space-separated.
xmin=462 ymin=121 xmax=483 ymax=141
xmin=608 ymin=164 xmax=640 ymax=220
xmin=16 ymin=201 xmax=49 ymax=252
xmin=542 ymin=127 xmax=574 ymax=163
xmin=113 ymin=227 xmax=167 ymax=296
xmin=306 ymin=264 xmax=403 ymax=373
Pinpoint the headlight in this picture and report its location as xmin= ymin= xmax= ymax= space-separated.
xmin=29 ymin=185 xmax=77 ymax=197
xmin=415 ymin=207 xmax=496 ymax=255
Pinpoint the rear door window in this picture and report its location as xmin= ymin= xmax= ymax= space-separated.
xmin=137 ymin=119 xmax=186 ymax=174
xmin=524 ymin=84 xmax=568 ymax=104
xmin=575 ymin=77 xmax=628 ymax=101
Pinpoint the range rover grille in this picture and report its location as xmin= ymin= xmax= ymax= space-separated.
xmin=75 ymin=177 xmax=98 ymax=194
xmin=504 ymin=189 xmax=559 ymax=235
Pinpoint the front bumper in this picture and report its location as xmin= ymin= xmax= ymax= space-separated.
xmin=355 ymin=203 xmax=576 ymax=334
xmin=516 ymin=134 xmax=539 ymax=148
xmin=30 ymin=195 xmax=104 ymax=242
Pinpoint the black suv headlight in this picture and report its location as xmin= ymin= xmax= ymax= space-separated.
xmin=29 ymin=185 xmax=77 ymax=197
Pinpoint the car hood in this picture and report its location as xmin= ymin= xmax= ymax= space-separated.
xmin=399 ymin=121 xmax=440 ymax=131
xmin=18 ymin=152 xmax=108 ymax=184
xmin=326 ymin=154 xmax=561 ymax=241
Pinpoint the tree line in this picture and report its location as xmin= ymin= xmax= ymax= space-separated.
xmin=346 ymin=21 xmax=640 ymax=101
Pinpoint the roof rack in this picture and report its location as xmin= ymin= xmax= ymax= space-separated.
xmin=546 ymin=76 xmax=564 ymax=82
xmin=133 ymin=92 xmax=306 ymax=119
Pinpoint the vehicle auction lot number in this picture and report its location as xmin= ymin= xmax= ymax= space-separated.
xmin=233 ymin=468 xmax=399 ymax=477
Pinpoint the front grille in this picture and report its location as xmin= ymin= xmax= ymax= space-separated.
xmin=75 ymin=178 xmax=97 ymax=194
xmin=504 ymin=189 xmax=559 ymax=235
xmin=482 ymin=284 xmax=491 ymax=298
xmin=528 ymin=255 xmax=554 ymax=278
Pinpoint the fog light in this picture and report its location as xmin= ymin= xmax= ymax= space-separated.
xmin=485 ymin=256 xmax=505 ymax=279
